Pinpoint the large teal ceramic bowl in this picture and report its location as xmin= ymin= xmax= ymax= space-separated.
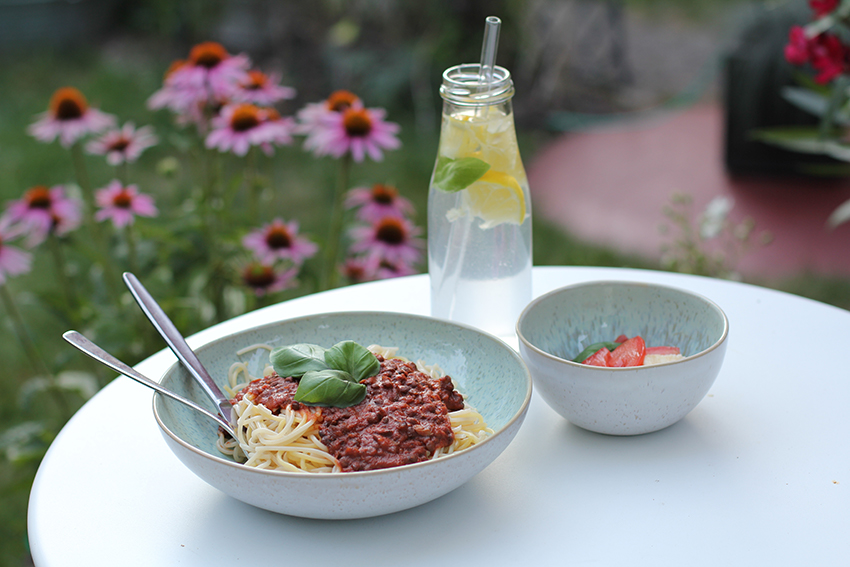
xmin=517 ymin=281 xmax=728 ymax=435
xmin=154 ymin=311 xmax=532 ymax=519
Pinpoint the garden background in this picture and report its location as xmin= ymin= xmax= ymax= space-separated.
xmin=2 ymin=1 xmax=849 ymax=565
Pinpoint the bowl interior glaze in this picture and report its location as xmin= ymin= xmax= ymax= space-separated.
xmin=519 ymin=281 xmax=727 ymax=363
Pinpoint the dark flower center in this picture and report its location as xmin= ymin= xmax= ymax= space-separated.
xmin=50 ymin=87 xmax=87 ymax=121
xmin=190 ymin=42 xmax=228 ymax=68
xmin=25 ymin=186 xmax=53 ymax=209
xmin=371 ymin=184 xmax=397 ymax=204
xmin=244 ymin=70 xmax=268 ymax=90
xmin=343 ymin=262 xmax=367 ymax=283
xmin=230 ymin=105 xmax=261 ymax=132
xmin=326 ymin=90 xmax=359 ymax=112
xmin=343 ymin=108 xmax=372 ymax=137
xmin=375 ymin=218 xmax=406 ymax=245
xmin=112 ymin=189 xmax=133 ymax=209
xmin=265 ymin=226 xmax=292 ymax=249
xmin=109 ymin=136 xmax=131 ymax=152
xmin=243 ymin=264 xmax=275 ymax=288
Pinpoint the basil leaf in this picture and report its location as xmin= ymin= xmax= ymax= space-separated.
xmin=294 ymin=369 xmax=367 ymax=407
xmin=324 ymin=340 xmax=381 ymax=382
xmin=572 ymin=342 xmax=621 ymax=363
xmin=433 ymin=156 xmax=490 ymax=193
xmin=270 ymin=343 xmax=329 ymax=378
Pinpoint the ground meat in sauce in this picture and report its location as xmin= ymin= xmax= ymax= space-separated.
xmin=232 ymin=354 xmax=465 ymax=472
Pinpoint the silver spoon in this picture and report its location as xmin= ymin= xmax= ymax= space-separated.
xmin=63 ymin=330 xmax=237 ymax=438
xmin=121 ymin=272 xmax=234 ymax=426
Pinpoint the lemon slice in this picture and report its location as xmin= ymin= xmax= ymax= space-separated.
xmin=463 ymin=170 xmax=527 ymax=228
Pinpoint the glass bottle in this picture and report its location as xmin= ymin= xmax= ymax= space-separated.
xmin=428 ymin=63 xmax=532 ymax=340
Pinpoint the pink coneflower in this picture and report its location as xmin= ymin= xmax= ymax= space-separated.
xmin=147 ymin=59 xmax=195 ymax=114
xmin=94 ymin=181 xmax=158 ymax=228
xmin=261 ymin=108 xmax=297 ymax=146
xmin=148 ymin=43 xmax=251 ymax=129
xmin=0 ymin=217 xmax=33 ymax=284
xmin=296 ymin=90 xmax=362 ymax=134
xmin=345 ymin=183 xmax=415 ymax=222
xmin=374 ymin=258 xmax=418 ymax=279
xmin=304 ymin=105 xmax=400 ymax=162
xmin=233 ymin=69 xmax=296 ymax=105
xmin=242 ymin=218 xmax=318 ymax=265
xmin=241 ymin=262 xmax=298 ymax=297
xmin=340 ymin=256 xmax=377 ymax=284
xmin=28 ymin=87 xmax=116 ymax=148
xmin=4 ymin=185 xmax=82 ymax=246
xmin=86 ymin=122 xmax=158 ymax=165
xmin=349 ymin=216 xmax=423 ymax=265
xmin=205 ymin=103 xmax=294 ymax=156
xmin=168 ymin=42 xmax=249 ymax=101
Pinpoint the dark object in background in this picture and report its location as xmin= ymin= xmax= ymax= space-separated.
xmin=723 ymin=1 xmax=849 ymax=178
xmin=0 ymin=0 xmax=121 ymax=50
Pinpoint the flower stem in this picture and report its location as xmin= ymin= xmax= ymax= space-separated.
xmin=246 ymin=147 xmax=259 ymax=222
xmin=125 ymin=223 xmax=139 ymax=275
xmin=320 ymin=154 xmax=351 ymax=290
xmin=71 ymin=143 xmax=121 ymax=305
xmin=47 ymin=234 xmax=79 ymax=314
xmin=0 ymin=283 xmax=52 ymax=378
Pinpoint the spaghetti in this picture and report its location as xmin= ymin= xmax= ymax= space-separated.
xmin=217 ymin=344 xmax=493 ymax=473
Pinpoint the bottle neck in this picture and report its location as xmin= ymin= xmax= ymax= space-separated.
xmin=440 ymin=64 xmax=515 ymax=108
xmin=442 ymin=98 xmax=514 ymax=120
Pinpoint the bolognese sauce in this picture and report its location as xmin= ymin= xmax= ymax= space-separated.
xmin=232 ymin=354 xmax=467 ymax=472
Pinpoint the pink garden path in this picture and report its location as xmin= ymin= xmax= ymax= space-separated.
xmin=526 ymin=103 xmax=850 ymax=279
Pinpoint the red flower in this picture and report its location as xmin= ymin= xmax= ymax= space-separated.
xmin=785 ymin=26 xmax=810 ymax=65
xmin=810 ymin=33 xmax=849 ymax=83
xmin=810 ymin=0 xmax=839 ymax=17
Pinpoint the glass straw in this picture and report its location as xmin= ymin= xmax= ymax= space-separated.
xmin=478 ymin=16 xmax=501 ymax=92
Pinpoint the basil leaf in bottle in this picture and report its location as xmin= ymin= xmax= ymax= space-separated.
xmin=324 ymin=340 xmax=381 ymax=382
xmin=433 ymin=156 xmax=490 ymax=193
xmin=572 ymin=341 xmax=622 ymax=363
xmin=270 ymin=343 xmax=329 ymax=378
xmin=294 ymin=369 xmax=367 ymax=407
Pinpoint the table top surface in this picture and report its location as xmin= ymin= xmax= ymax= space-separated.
xmin=27 ymin=266 xmax=850 ymax=566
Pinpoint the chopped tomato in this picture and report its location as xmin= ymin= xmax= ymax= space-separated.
xmin=646 ymin=346 xmax=680 ymax=356
xmin=583 ymin=347 xmax=611 ymax=366
xmin=614 ymin=334 xmax=629 ymax=343
xmin=607 ymin=336 xmax=646 ymax=367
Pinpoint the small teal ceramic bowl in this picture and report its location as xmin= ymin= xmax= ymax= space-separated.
xmin=517 ymin=281 xmax=728 ymax=435
xmin=154 ymin=311 xmax=532 ymax=519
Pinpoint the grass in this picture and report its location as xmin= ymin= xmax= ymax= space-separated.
xmin=1 ymin=31 xmax=849 ymax=567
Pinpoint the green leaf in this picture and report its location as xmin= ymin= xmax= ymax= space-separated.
xmin=432 ymin=156 xmax=490 ymax=193
xmin=750 ymin=127 xmax=832 ymax=154
xmin=780 ymin=87 xmax=830 ymax=119
xmin=270 ymin=343 xmax=328 ymax=378
xmin=294 ymin=369 xmax=367 ymax=407
xmin=324 ymin=340 xmax=381 ymax=382
xmin=572 ymin=342 xmax=621 ymax=363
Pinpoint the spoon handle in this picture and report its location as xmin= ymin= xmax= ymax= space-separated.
xmin=62 ymin=331 xmax=237 ymax=438
xmin=122 ymin=272 xmax=234 ymax=423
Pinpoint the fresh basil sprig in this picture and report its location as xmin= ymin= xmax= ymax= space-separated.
xmin=432 ymin=156 xmax=490 ymax=193
xmin=572 ymin=341 xmax=621 ymax=363
xmin=269 ymin=340 xmax=380 ymax=407
xmin=296 ymin=369 xmax=368 ymax=407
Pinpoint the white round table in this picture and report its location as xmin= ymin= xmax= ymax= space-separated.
xmin=28 ymin=267 xmax=850 ymax=566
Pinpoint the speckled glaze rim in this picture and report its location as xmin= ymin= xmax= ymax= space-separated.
xmin=515 ymin=280 xmax=729 ymax=371
xmin=153 ymin=311 xmax=533 ymax=479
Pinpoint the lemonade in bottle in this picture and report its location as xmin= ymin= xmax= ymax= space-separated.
xmin=428 ymin=18 xmax=532 ymax=339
